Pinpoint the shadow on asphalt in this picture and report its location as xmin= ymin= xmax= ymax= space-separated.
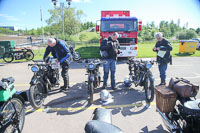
xmin=141 ymin=125 xmax=168 ymax=133
xmin=93 ymin=81 xmax=149 ymax=117
xmin=44 ymin=82 xmax=90 ymax=115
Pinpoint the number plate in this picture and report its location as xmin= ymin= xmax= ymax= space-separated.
xmin=120 ymin=47 xmax=126 ymax=50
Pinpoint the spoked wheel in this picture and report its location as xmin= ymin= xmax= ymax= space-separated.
xmin=73 ymin=52 xmax=81 ymax=61
xmin=144 ymin=76 xmax=154 ymax=103
xmin=88 ymin=81 xmax=94 ymax=104
xmin=25 ymin=50 xmax=34 ymax=61
xmin=1 ymin=97 xmax=25 ymax=133
xmin=3 ymin=52 xmax=14 ymax=63
xmin=29 ymin=85 xmax=45 ymax=109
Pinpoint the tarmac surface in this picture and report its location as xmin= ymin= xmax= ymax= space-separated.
xmin=0 ymin=57 xmax=200 ymax=133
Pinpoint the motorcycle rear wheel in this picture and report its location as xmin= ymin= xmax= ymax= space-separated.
xmin=1 ymin=97 xmax=25 ymax=133
xmin=29 ymin=85 xmax=45 ymax=109
xmin=144 ymin=76 xmax=154 ymax=103
xmin=3 ymin=52 xmax=14 ymax=63
xmin=73 ymin=52 xmax=81 ymax=61
xmin=25 ymin=50 xmax=34 ymax=61
xmin=88 ymin=81 xmax=94 ymax=104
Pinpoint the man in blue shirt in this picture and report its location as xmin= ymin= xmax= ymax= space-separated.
xmin=43 ymin=38 xmax=71 ymax=90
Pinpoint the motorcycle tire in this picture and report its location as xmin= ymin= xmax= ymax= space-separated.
xmin=73 ymin=52 xmax=81 ymax=61
xmin=2 ymin=52 xmax=14 ymax=63
xmin=144 ymin=76 xmax=154 ymax=103
xmin=1 ymin=97 xmax=25 ymax=133
xmin=25 ymin=50 xmax=34 ymax=61
xmin=29 ymin=85 xmax=44 ymax=109
xmin=88 ymin=81 xmax=94 ymax=104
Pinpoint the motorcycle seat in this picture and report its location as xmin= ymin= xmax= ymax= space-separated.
xmin=184 ymin=99 xmax=200 ymax=117
xmin=85 ymin=120 xmax=123 ymax=133
xmin=1 ymin=77 xmax=15 ymax=85
xmin=92 ymin=108 xmax=112 ymax=124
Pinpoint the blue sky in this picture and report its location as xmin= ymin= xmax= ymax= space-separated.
xmin=0 ymin=0 xmax=200 ymax=30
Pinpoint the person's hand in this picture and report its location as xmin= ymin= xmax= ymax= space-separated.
xmin=156 ymin=47 xmax=160 ymax=51
xmin=115 ymin=49 xmax=118 ymax=54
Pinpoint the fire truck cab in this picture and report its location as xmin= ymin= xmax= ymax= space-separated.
xmin=96 ymin=10 xmax=142 ymax=57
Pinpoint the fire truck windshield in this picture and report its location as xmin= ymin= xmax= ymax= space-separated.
xmin=101 ymin=20 xmax=137 ymax=32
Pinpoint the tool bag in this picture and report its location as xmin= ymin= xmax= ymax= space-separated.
xmin=0 ymin=77 xmax=16 ymax=102
xmin=169 ymin=78 xmax=199 ymax=98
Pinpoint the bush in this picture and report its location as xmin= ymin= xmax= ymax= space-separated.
xmin=177 ymin=30 xmax=197 ymax=40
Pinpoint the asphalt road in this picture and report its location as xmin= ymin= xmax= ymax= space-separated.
xmin=0 ymin=57 xmax=200 ymax=133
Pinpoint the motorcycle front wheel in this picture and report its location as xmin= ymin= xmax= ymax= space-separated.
xmin=1 ymin=97 xmax=25 ymax=133
xmin=3 ymin=52 xmax=14 ymax=63
xmin=25 ymin=50 xmax=34 ymax=61
xmin=144 ymin=76 xmax=154 ymax=103
xmin=88 ymin=81 xmax=94 ymax=104
xmin=73 ymin=52 xmax=81 ymax=61
xmin=29 ymin=84 xmax=45 ymax=109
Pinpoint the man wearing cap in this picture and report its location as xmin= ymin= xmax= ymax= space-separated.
xmin=43 ymin=38 xmax=71 ymax=90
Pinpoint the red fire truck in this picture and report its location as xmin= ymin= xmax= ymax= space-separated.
xmin=96 ymin=10 xmax=142 ymax=57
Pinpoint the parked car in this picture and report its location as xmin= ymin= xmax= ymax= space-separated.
xmin=192 ymin=38 xmax=200 ymax=50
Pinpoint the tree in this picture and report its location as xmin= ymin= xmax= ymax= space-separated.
xmin=46 ymin=7 xmax=84 ymax=39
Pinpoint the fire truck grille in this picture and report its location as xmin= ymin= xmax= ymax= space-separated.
xmin=118 ymin=38 xmax=135 ymax=44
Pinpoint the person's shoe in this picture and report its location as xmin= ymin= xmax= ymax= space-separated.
xmin=111 ymin=87 xmax=117 ymax=90
xmin=102 ymin=85 xmax=107 ymax=89
xmin=60 ymin=86 xmax=70 ymax=91
xmin=156 ymin=82 xmax=166 ymax=86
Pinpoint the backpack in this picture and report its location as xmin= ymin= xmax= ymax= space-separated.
xmin=100 ymin=39 xmax=110 ymax=58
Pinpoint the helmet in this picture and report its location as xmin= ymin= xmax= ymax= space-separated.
xmin=124 ymin=77 xmax=132 ymax=87
xmin=100 ymin=89 xmax=112 ymax=105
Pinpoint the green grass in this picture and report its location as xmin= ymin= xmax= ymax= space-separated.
xmin=137 ymin=41 xmax=200 ymax=57
xmin=1 ymin=41 xmax=200 ymax=63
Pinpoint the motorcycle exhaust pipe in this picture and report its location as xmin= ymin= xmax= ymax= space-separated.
xmin=156 ymin=108 xmax=177 ymax=133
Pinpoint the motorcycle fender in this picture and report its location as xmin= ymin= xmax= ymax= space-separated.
xmin=89 ymin=75 xmax=95 ymax=81
xmin=15 ymin=91 xmax=29 ymax=102
xmin=30 ymin=76 xmax=38 ymax=85
xmin=147 ymin=72 xmax=154 ymax=82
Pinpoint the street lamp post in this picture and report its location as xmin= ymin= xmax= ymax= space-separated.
xmin=52 ymin=0 xmax=72 ymax=41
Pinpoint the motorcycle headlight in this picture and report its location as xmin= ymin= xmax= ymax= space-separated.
xmin=88 ymin=63 xmax=95 ymax=70
xmin=31 ymin=65 xmax=39 ymax=72
xmin=146 ymin=63 xmax=152 ymax=69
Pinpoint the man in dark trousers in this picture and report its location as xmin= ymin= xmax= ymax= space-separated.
xmin=153 ymin=32 xmax=172 ymax=86
xmin=43 ymin=38 xmax=71 ymax=90
xmin=100 ymin=32 xmax=120 ymax=90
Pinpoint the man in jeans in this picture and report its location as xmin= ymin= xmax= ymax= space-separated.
xmin=153 ymin=32 xmax=172 ymax=86
xmin=43 ymin=38 xmax=71 ymax=91
xmin=100 ymin=32 xmax=120 ymax=90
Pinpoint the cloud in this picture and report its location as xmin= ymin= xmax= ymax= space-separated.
xmin=0 ymin=13 xmax=20 ymax=21
xmin=72 ymin=0 xmax=90 ymax=3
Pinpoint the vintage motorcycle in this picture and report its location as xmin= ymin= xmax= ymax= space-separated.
xmin=124 ymin=58 xmax=155 ymax=102
xmin=3 ymin=47 xmax=34 ymax=63
xmin=69 ymin=46 xmax=81 ymax=61
xmin=28 ymin=56 xmax=60 ymax=109
xmin=156 ymin=78 xmax=200 ymax=133
xmin=80 ymin=59 xmax=104 ymax=104
xmin=0 ymin=77 xmax=26 ymax=133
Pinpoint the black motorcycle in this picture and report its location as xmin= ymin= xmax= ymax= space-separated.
xmin=28 ymin=57 xmax=60 ymax=109
xmin=3 ymin=47 xmax=34 ymax=63
xmin=157 ymin=78 xmax=200 ymax=133
xmin=126 ymin=58 xmax=155 ymax=102
xmin=69 ymin=46 xmax=81 ymax=61
xmin=80 ymin=59 xmax=104 ymax=104
xmin=0 ymin=77 xmax=26 ymax=133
